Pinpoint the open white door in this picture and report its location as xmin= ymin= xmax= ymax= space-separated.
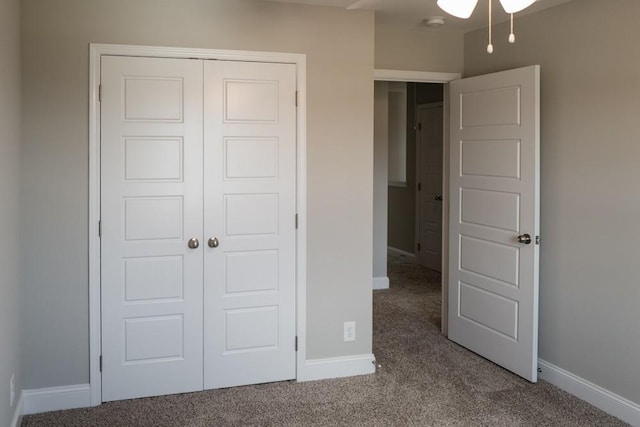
xmin=448 ymin=66 xmax=540 ymax=382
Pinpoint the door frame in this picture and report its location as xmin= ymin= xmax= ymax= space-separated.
xmin=373 ymin=69 xmax=460 ymax=337
xmin=414 ymin=101 xmax=444 ymax=271
xmin=89 ymin=44 xmax=308 ymax=406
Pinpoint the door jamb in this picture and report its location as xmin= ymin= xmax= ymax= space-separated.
xmin=89 ymin=44 xmax=308 ymax=406
xmin=373 ymin=69 xmax=460 ymax=337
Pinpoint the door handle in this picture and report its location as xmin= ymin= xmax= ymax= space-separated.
xmin=208 ymin=237 xmax=219 ymax=248
xmin=188 ymin=238 xmax=200 ymax=249
xmin=434 ymin=195 xmax=443 ymax=201
xmin=517 ymin=234 xmax=532 ymax=245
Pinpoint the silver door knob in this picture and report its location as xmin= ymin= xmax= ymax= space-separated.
xmin=517 ymin=234 xmax=532 ymax=244
xmin=188 ymin=238 xmax=199 ymax=249
xmin=434 ymin=195 xmax=443 ymax=201
xmin=208 ymin=237 xmax=219 ymax=248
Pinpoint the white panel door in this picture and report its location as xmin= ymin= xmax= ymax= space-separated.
xmin=417 ymin=105 xmax=444 ymax=272
xmin=101 ymin=56 xmax=204 ymax=401
xmin=203 ymin=61 xmax=297 ymax=388
xmin=448 ymin=66 xmax=540 ymax=382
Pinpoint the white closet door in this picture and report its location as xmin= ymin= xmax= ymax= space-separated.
xmin=203 ymin=61 xmax=297 ymax=389
xmin=101 ymin=56 xmax=204 ymax=401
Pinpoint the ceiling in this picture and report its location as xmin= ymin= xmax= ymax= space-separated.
xmin=263 ymin=0 xmax=574 ymax=32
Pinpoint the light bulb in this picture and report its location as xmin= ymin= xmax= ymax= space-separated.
xmin=499 ymin=0 xmax=536 ymax=14
xmin=487 ymin=44 xmax=494 ymax=54
xmin=437 ymin=0 xmax=478 ymax=19
xmin=509 ymin=33 xmax=515 ymax=43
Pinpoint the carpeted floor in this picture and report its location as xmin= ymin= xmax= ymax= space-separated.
xmin=23 ymin=254 xmax=626 ymax=426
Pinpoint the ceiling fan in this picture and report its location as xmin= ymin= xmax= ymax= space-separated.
xmin=437 ymin=0 xmax=537 ymax=53
xmin=346 ymin=0 xmax=537 ymax=54
xmin=436 ymin=0 xmax=536 ymax=18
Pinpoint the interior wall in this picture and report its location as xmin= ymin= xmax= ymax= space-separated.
xmin=387 ymin=84 xmax=416 ymax=253
xmin=372 ymin=81 xmax=389 ymax=280
xmin=21 ymin=0 xmax=374 ymax=389
xmin=375 ymin=24 xmax=464 ymax=73
xmin=465 ymin=0 xmax=640 ymax=405
xmin=0 ymin=0 xmax=23 ymax=423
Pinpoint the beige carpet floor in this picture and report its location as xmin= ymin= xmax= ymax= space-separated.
xmin=22 ymin=254 xmax=626 ymax=426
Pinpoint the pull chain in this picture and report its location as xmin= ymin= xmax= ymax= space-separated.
xmin=509 ymin=13 xmax=516 ymax=43
xmin=487 ymin=0 xmax=494 ymax=53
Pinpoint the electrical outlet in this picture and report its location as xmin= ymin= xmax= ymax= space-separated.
xmin=344 ymin=321 xmax=356 ymax=342
xmin=10 ymin=373 xmax=15 ymax=407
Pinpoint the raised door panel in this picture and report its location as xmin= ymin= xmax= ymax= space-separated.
xmin=448 ymin=66 xmax=539 ymax=382
xmin=203 ymin=60 xmax=297 ymax=389
xmin=101 ymin=56 xmax=204 ymax=401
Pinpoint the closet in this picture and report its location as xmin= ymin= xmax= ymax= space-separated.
xmin=99 ymin=55 xmax=297 ymax=401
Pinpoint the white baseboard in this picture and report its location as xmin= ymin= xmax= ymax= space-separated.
xmin=538 ymin=359 xmax=640 ymax=426
xmin=387 ymin=246 xmax=415 ymax=259
xmin=298 ymin=353 xmax=376 ymax=382
xmin=10 ymin=390 xmax=24 ymax=427
xmin=372 ymin=276 xmax=389 ymax=290
xmin=23 ymin=384 xmax=91 ymax=416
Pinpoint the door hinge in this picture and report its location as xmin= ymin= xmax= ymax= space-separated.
xmin=99 ymin=355 xmax=102 ymax=372
xmin=295 ymin=336 xmax=298 ymax=351
xmin=417 ymin=243 xmax=421 ymax=251
xmin=418 ymin=122 xmax=422 ymax=131
xmin=98 ymin=85 xmax=102 ymax=102
xmin=98 ymin=220 xmax=102 ymax=238
xmin=295 ymin=214 xmax=298 ymax=229
xmin=417 ymin=182 xmax=421 ymax=191
xmin=536 ymin=235 xmax=541 ymax=245
xmin=295 ymin=91 xmax=298 ymax=107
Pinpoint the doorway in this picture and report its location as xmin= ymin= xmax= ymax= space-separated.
xmin=373 ymin=67 xmax=541 ymax=383
xmin=373 ymin=69 xmax=459 ymax=335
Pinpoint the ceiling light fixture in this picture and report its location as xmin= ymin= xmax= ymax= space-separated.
xmin=437 ymin=0 xmax=536 ymax=53
xmin=424 ymin=16 xmax=446 ymax=28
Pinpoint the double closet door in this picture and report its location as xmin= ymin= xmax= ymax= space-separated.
xmin=100 ymin=56 xmax=297 ymax=402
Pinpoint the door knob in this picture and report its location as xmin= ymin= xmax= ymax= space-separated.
xmin=188 ymin=238 xmax=200 ymax=249
xmin=208 ymin=237 xmax=219 ymax=248
xmin=517 ymin=234 xmax=532 ymax=245
xmin=434 ymin=195 xmax=443 ymax=201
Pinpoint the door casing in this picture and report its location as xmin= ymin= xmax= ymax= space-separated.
xmin=89 ymin=44 xmax=308 ymax=406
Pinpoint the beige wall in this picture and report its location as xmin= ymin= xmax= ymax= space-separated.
xmin=375 ymin=24 xmax=463 ymax=73
xmin=387 ymin=83 xmax=416 ymax=254
xmin=0 ymin=0 xmax=22 ymax=423
xmin=465 ymin=0 xmax=640 ymax=405
xmin=21 ymin=0 xmax=374 ymax=388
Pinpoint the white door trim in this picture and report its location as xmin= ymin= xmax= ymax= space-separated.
xmin=374 ymin=69 xmax=460 ymax=83
xmin=373 ymin=69 xmax=459 ymax=337
xmin=89 ymin=43 xmax=307 ymax=406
